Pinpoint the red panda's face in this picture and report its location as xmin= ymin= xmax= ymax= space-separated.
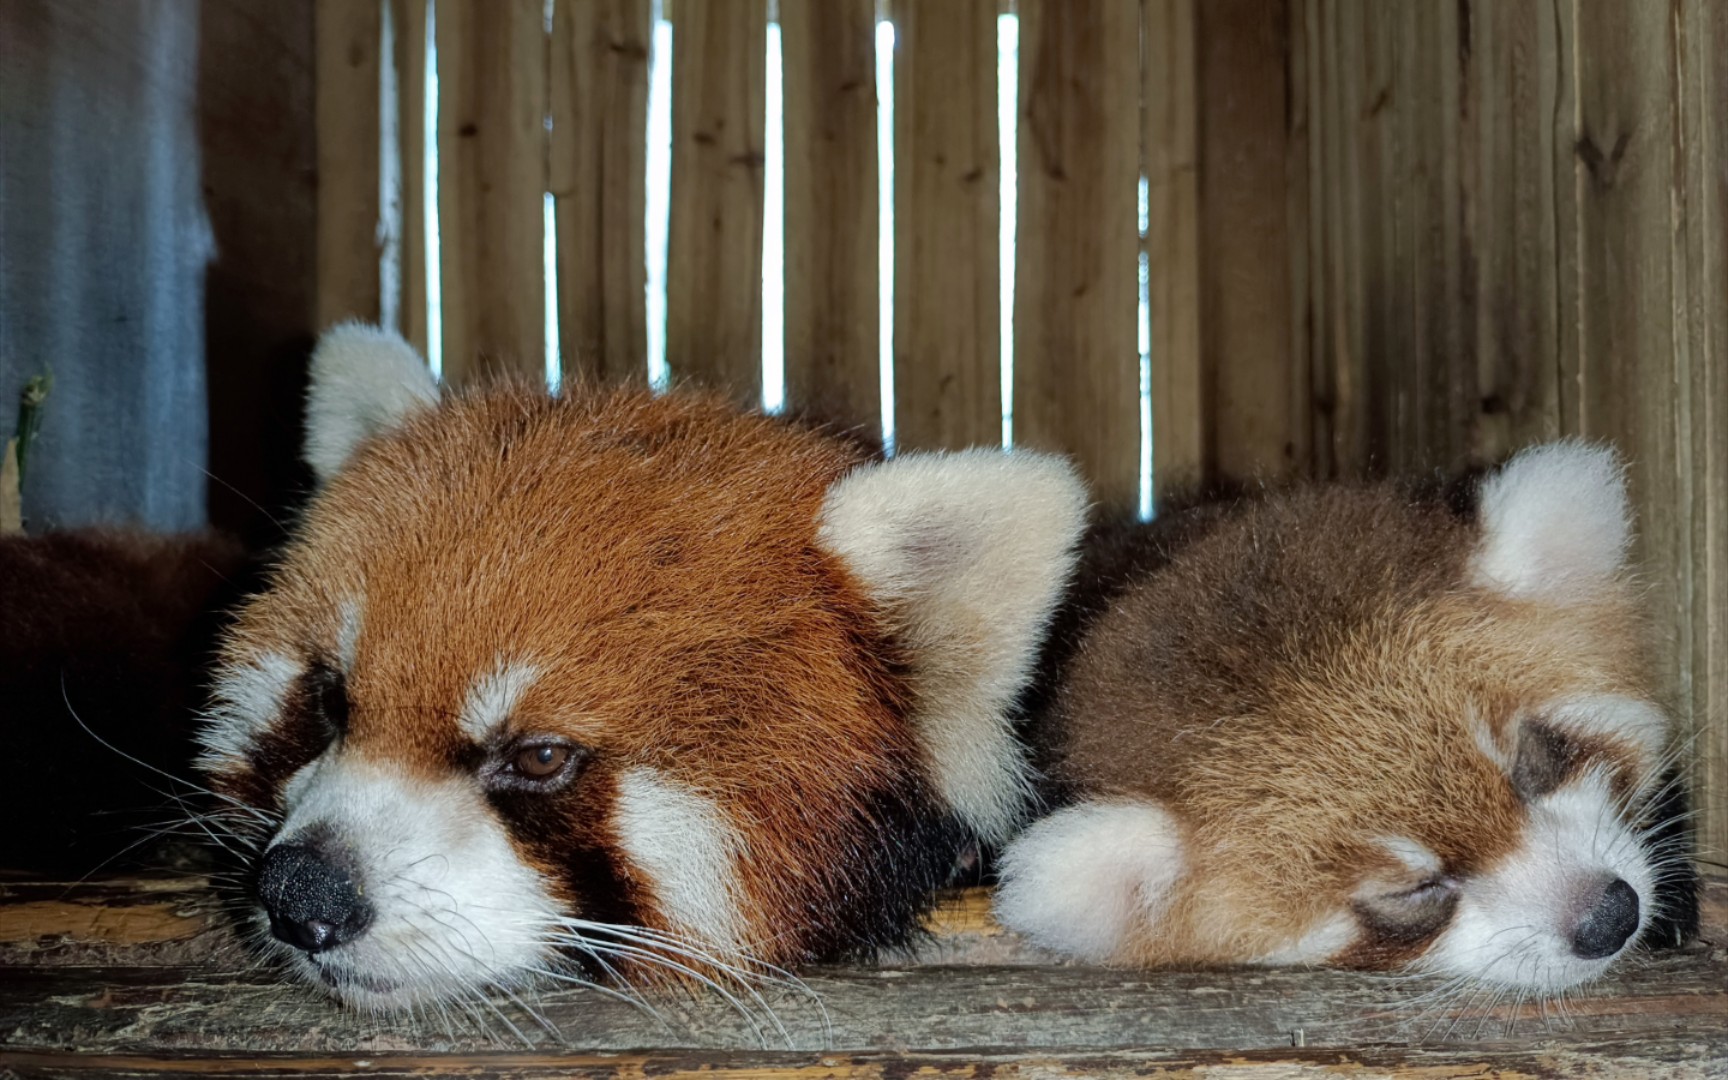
xmin=198 ymin=325 xmax=1086 ymax=1012
xmin=997 ymin=444 xmax=1675 ymax=995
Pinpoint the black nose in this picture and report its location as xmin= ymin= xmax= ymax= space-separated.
xmin=257 ymin=841 xmax=373 ymax=954
xmin=1570 ymin=878 xmax=1640 ymax=959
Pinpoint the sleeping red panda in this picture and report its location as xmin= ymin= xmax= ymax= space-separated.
xmin=196 ymin=323 xmax=1086 ymax=1012
xmin=995 ymin=444 xmax=1682 ymax=994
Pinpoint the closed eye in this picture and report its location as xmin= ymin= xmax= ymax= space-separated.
xmin=1354 ymin=877 xmax=1460 ymax=945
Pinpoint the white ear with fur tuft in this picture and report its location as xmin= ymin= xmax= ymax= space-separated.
xmin=304 ymin=323 xmax=440 ymax=483
xmin=1471 ymin=441 xmax=1632 ymax=603
xmin=818 ymin=449 xmax=1088 ymax=844
xmin=994 ymin=800 xmax=1186 ymax=961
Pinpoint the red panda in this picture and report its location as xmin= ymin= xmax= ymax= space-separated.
xmin=995 ymin=444 xmax=1679 ymax=995
xmin=196 ymin=324 xmax=1086 ymax=1012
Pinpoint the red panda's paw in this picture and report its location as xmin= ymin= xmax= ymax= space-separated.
xmin=993 ymin=799 xmax=1185 ymax=963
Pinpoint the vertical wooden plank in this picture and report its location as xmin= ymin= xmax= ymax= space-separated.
xmin=1465 ymin=0 xmax=1563 ymax=465
xmin=891 ymin=0 xmax=999 ymax=451
xmin=1198 ymin=0 xmax=1305 ymax=480
xmin=390 ymin=0 xmax=429 ymax=359
xmin=437 ymin=0 xmax=547 ymax=385
xmin=781 ymin=0 xmax=879 ymax=430
xmin=315 ymin=0 xmax=383 ymax=328
xmin=1564 ymin=2 xmax=1693 ymax=848
xmin=1674 ymin=0 xmax=1728 ymax=868
xmin=1143 ymin=0 xmax=1203 ymax=494
xmin=666 ymin=0 xmax=766 ymax=402
xmin=551 ymin=0 xmax=650 ymax=386
xmin=1013 ymin=0 xmax=1141 ymax=508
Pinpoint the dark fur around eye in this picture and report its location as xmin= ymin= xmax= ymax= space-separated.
xmin=1354 ymin=880 xmax=1460 ymax=946
xmin=1513 ymin=720 xmax=1577 ymax=799
xmin=303 ymin=660 xmax=349 ymax=740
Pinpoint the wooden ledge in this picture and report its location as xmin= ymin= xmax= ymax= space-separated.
xmin=1 ymin=875 xmax=1724 ymax=1075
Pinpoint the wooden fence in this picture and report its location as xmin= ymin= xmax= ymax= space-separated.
xmin=314 ymin=0 xmax=1724 ymax=864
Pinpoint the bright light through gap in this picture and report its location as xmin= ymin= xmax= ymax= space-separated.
xmin=998 ymin=13 xmax=1018 ymax=450
xmin=645 ymin=8 xmax=674 ymax=391
xmin=876 ymin=17 xmax=896 ymax=454
xmin=762 ymin=19 xmax=785 ymax=413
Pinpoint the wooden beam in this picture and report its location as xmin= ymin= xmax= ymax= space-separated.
xmin=550 ymin=0 xmax=651 ymax=386
xmin=666 ymin=0 xmax=767 ymax=402
xmin=1012 ymin=0 xmax=1142 ymax=510
xmin=436 ymin=0 xmax=547 ymax=385
xmin=390 ymin=0 xmax=429 ymax=359
xmin=315 ymin=0 xmax=382 ymax=328
xmin=781 ymin=0 xmax=880 ymax=434
xmin=891 ymin=0 xmax=1001 ymax=452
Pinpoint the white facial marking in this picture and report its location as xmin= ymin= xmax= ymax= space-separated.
xmin=459 ymin=659 xmax=541 ymax=743
xmin=196 ymin=651 xmax=305 ymax=773
xmin=1253 ymin=910 xmax=1358 ymax=966
xmin=818 ymin=449 xmax=1088 ymax=845
xmin=612 ymin=767 xmax=747 ymax=951
xmin=267 ymin=752 xmax=559 ymax=1010
xmin=1377 ymin=835 xmax=1443 ymax=878
xmin=1423 ymin=770 xmax=1653 ymax=991
xmin=1472 ymin=441 xmax=1630 ymax=603
xmin=1546 ymin=694 xmax=1670 ymax=784
xmin=994 ymin=800 xmax=1185 ymax=962
xmin=336 ymin=599 xmax=364 ymax=673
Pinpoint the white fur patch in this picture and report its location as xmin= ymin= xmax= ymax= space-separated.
xmin=613 ymin=767 xmax=747 ymax=951
xmin=458 ymin=659 xmax=540 ymax=743
xmin=336 ymin=599 xmax=364 ymax=674
xmin=1546 ymin=694 xmax=1671 ymax=784
xmin=304 ymin=322 xmax=439 ymax=483
xmin=1253 ymin=910 xmax=1357 ymax=966
xmin=1377 ymin=835 xmax=1443 ymax=878
xmin=1472 ymin=441 xmax=1631 ymax=603
xmin=266 ymin=751 xmax=560 ymax=1010
xmin=1422 ymin=770 xmax=1653 ymax=990
xmin=993 ymin=800 xmax=1185 ymax=962
xmin=818 ymin=449 xmax=1088 ymax=844
xmin=195 ymin=651 xmax=305 ymax=774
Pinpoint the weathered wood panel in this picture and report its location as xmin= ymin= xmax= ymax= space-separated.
xmin=781 ymin=0 xmax=879 ymax=431
xmin=1012 ymin=0 xmax=1141 ymax=509
xmin=436 ymin=0 xmax=547 ymax=385
xmin=314 ymin=0 xmax=383 ymax=328
xmin=890 ymin=0 xmax=1000 ymax=452
xmin=389 ymin=0 xmax=429 ymax=359
xmin=1198 ymin=0 xmax=1308 ymax=481
xmin=1674 ymin=0 xmax=1728 ymax=890
xmin=551 ymin=0 xmax=650 ymax=386
xmin=1143 ymin=0 xmax=1203 ymax=496
xmin=665 ymin=0 xmax=766 ymax=402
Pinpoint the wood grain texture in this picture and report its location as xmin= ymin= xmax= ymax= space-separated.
xmin=1012 ymin=0 xmax=1141 ymax=510
xmin=436 ymin=0 xmax=547 ymax=385
xmin=551 ymin=0 xmax=650 ymax=386
xmin=4 ymin=1036 xmax=1727 ymax=1079
xmin=1198 ymin=0 xmax=1307 ymax=481
xmin=666 ymin=0 xmax=766 ymax=402
xmin=314 ymin=0 xmax=383 ymax=327
xmin=390 ymin=0 xmax=428 ymax=358
xmin=890 ymin=0 xmax=1000 ymax=452
xmin=1143 ymin=0 xmax=1203 ymax=496
xmin=1673 ymin=0 xmax=1728 ymax=889
xmin=3 ymin=875 xmax=1722 ymax=1061
xmin=780 ymin=0 xmax=879 ymax=432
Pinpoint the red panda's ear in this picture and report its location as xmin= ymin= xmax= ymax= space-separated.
xmin=817 ymin=449 xmax=1089 ymax=842
xmin=304 ymin=323 xmax=440 ymax=483
xmin=1471 ymin=441 xmax=1631 ymax=604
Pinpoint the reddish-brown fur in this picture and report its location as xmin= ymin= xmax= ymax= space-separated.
xmin=210 ymin=383 xmax=949 ymax=965
xmin=1045 ymin=481 xmax=1657 ymax=966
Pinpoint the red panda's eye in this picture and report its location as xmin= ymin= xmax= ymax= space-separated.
xmin=514 ymin=744 xmax=571 ymax=780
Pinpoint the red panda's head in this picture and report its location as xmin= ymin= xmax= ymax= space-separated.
xmin=197 ymin=325 xmax=1086 ymax=1012
xmin=996 ymin=444 xmax=1675 ymax=994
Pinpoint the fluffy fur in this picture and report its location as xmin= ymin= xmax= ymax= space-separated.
xmin=997 ymin=443 xmax=1684 ymax=994
xmin=197 ymin=325 xmax=1085 ymax=1011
